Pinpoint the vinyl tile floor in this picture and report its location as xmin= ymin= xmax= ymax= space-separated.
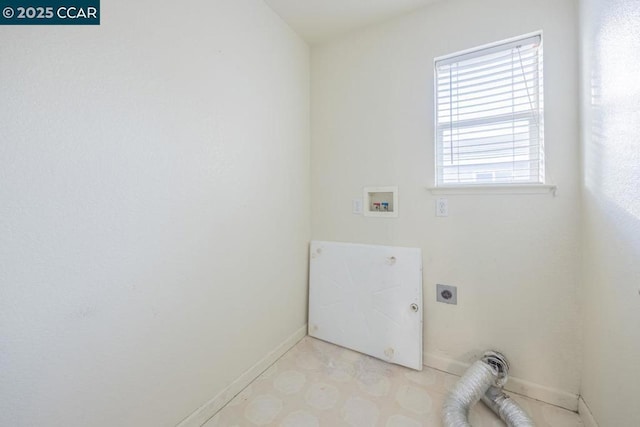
xmin=203 ymin=337 xmax=582 ymax=427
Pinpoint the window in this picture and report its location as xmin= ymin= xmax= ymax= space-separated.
xmin=434 ymin=33 xmax=544 ymax=186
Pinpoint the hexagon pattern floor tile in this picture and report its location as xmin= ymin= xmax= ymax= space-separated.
xmin=204 ymin=337 xmax=582 ymax=427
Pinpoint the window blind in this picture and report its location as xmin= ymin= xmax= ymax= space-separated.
xmin=435 ymin=34 xmax=544 ymax=186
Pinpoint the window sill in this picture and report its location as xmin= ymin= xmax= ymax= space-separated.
xmin=427 ymin=184 xmax=557 ymax=196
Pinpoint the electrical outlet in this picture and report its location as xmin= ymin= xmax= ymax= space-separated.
xmin=352 ymin=198 xmax=363 ymax=215
xmin=436 ymin=198 xmax=448 ymax=217
xmin=437 ymin=284 xmax=457 ymax=305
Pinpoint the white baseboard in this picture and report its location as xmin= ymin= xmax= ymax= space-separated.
xmin=578 ymin=396 xmax=599 ymax=427
xmin=423 ymin=352 xmax=579 ymax=411
xmin=176 ymin=325 xmax=307 ymax=427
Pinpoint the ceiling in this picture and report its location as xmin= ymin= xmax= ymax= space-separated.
xmin=264 ymin=0 xmax=442 ymax=44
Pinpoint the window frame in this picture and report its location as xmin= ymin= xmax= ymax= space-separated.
xmin=433 ymin=32 xmax=545 ymax=189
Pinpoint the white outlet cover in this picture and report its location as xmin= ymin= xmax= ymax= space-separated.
xmin=436 ymin=198 xmax=448 ymax=217
xmin=352 ymin=198 xmax=363 ymax=215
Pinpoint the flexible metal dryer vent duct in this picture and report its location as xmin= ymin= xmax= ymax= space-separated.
xmin=442 ymin=351 xmax=535 ymax=427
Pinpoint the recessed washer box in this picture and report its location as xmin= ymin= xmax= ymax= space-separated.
xmin=364 ymin=186 xmax=398 ymax=218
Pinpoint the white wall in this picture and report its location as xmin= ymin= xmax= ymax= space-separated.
xmin=0 ymin=1 xmax=310 ymax=426
xmin=311 ymin=0 xmax=581 ymax=407
xmin=579 ymin=0 xmax=640 ymax=424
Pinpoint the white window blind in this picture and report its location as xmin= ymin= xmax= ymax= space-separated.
xmin=435 ymin=34 xmax=544 ymax=186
